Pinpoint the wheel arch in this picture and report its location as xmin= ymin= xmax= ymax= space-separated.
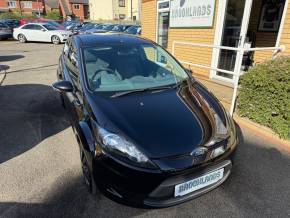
xmin=51 ymin=34 xmax=60 ymax=42
xmin=77 ymin=121 xmax=95 ymax=154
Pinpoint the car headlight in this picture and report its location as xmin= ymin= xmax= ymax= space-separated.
xmin=61 ymin=34 xmax=68 ymax=37
xmin=205 ymin=112 xmax=237 ymax=159
xmin=97 ymin=127 xmax=156 ymax=169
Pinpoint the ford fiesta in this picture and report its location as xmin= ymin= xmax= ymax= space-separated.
xmin=52 ymin=34 xmax=238 ymax=208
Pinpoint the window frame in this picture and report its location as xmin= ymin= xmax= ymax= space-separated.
xmin=73 ymin=4 xmax=80 ymax=10
xmin=118 ymin=0 xmax=125 ymax=7
xmin=7 ymin=0 xmax=17 ymax=8
xmin=22 ymin=1 xmax=32 ymax=8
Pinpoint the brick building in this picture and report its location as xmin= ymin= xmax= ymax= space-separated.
xmin=44 ymin=0 xmax=59 ymax=12
xmin=0 ymin=0 xmax=44 ymax=15
xmin=59 ymin=0 xmax=89 ymax=21
xmin=141 ymin=0 xmax=290 ymax=86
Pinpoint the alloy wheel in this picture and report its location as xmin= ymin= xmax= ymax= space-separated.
xmin=18 ymin=34 xmax=26 ymax=43
xmin=52 ymin=36 xmax=60 ymax=45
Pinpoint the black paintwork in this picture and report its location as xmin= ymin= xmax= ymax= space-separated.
xmin=54 ymin=33 xmax=238 ymax=208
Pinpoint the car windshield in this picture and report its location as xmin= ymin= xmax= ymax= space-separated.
xmin=103 ymin=25 xmax=115 ymax=31
xmin=43 ymin=24 xmax=58 ymax=30
xmin=83 ymin=43 xmax=189 ymax=92
xmin=124 ymin=26 xmax=139 ymax=34
xmin=83 ymin=24 xmax=94 ymax=30
xmin=48 ymin=21 xmax=61 ymax=26
xmin=112 ymin=25 xmax=122 ymax=32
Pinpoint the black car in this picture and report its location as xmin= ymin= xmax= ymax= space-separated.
xmin=0 ymin=22 xmax=13 ymax=40
xmin=52 ymin=34 xmax=238 ymax=208
xmin=0 ymin=19 xmax=20 ymax=28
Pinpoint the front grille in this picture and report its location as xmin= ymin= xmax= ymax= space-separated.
xmin=147 ymin=160 xmax=232 ymax=200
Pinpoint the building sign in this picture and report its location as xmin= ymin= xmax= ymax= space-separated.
xmin=169 ymin=0 xmax=216 ymax=28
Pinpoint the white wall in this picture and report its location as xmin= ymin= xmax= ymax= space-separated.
xmin=90 ymin=0 xmax=113 ymax=20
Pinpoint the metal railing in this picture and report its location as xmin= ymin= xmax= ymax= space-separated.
xmin=172 ymin=41 xmax=285 ymax=116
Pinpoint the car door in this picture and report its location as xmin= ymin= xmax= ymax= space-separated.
xmin=33 ymin=24 xmax=49 ymax=42
xmin=20 ymin=24 xmax=35 ymax=41
xmin=61 ymin=40 xmax=84 ymax=127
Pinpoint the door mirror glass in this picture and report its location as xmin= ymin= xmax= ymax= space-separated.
xmin=52 ymin=80 xmax=73 ymax=92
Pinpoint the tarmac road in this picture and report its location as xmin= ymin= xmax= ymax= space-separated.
xmin=0 ymin=41 xmax=289 ymax=218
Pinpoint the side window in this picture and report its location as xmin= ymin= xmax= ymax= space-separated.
xmin=143 ymin=46 xmax=167 ymax=65
xmin=63 ymin=41 xmax=70 ymax=56
xmin=22 ymin=24 xmax=34 ymax=30
xmin=34 ymin=25 xmax=43 ymax=30
xmin=66 ymin=43 xmax=79 ymax=77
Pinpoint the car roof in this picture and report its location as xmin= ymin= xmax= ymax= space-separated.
xmin=24 ymin=22 xmax=47 ymax=25
xmin=75 ymin=33 xmax=152 ymax=47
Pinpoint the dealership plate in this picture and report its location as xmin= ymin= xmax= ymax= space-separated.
xmin=174 ymin=168 xmax=224 ymax=197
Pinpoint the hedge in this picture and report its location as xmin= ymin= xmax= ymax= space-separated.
xmin=237 ymin=56 xmax=290 ymax=140
xmin=44 ymin=11 xmax=61 ymax=20
xmin=0 ymin=11 xmax=36 ymax=20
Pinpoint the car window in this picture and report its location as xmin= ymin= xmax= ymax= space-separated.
xmin=43 ymin=24 xmax=58 ymax=30
xmin=66 ymin=43 xmax=79 ymax=77
xmin=124 ymin=26 xmax=139 ymax=34
xmin=34 ymin=25 xmax=43 ymax=30
xmin=0 ymin=23 xmax=7 ymax=28
xmin=63 ymin=41 xmax=70 ymax=56
xmin=83 ymin=43 xmax=188 ymax=92
xmin=22 ymin=24 xmax=35 ymax=29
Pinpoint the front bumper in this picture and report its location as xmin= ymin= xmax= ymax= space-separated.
xmin=0 ymin=33 xmax=12 ymax=39
xmin=60 ymin=34 xmax=72 ymax=42
xmin=92 ymin=145 xmax=236 ymax=208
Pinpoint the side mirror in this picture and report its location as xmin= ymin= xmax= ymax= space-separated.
xmin=41 ymin=29 xmax=46 ymax=32
xmin=52 ymin=80 xmax=73 ymax=92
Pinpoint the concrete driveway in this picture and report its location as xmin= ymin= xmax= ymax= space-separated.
xmin=0 ymin=41 xmax=289 ymax=218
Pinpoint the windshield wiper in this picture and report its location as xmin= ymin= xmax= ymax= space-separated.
xmin=110 ymin=82 xmax=183 ymax=98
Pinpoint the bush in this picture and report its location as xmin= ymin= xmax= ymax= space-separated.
xmin=0 ymin=11 xmax=37 ymax=20
xmin=44 ymin=11 xmax=61 ymax=20
xmin=238 ymin=56 xmax=290 ymax=139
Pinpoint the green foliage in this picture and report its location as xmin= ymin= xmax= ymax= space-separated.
xmin=238 ymin=56 xmax=290 ymax=139
xmin=0 ymin=11 xmax=36 ymax=19
xmin=44 ymin=11 xmax=61 ymax=20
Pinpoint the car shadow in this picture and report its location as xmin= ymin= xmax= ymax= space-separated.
xmin=0 ymin=174 xmax=148 ymax=218
xmin=0 ymin=84 xmax=70 ymax=163
xmin=0 ymin=55 xmax=24 ymax=62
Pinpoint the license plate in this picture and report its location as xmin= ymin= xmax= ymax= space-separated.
xmin=174 ymin=168 xmax=224 ymax=197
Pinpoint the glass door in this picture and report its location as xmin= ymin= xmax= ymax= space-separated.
xmin=157 ymin=0 xmax=170 ymax=48
xmin=213 ymin=0 xmax=253 ymax=82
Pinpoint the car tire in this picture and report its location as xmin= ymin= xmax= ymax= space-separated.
xmin=18 ymin=34 xmax=27 ymax=43
xmin=80 ymin=148 xmax=97 ymax=195
xmin=51 ymin=35 xmax=60 ymax=45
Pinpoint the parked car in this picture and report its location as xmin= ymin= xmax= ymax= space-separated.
xmin=85 ymin=24 xmax=108 ymax=34
xmin=64 ymin=21 xmax=82 ymax=31
xmin=110 ymin=24 xmax=132 ymax=33
xmin=75 ymin=23 xmax=97 ymax=35
xmin=13 ymin=23 xmax=72 ymax=44
xmin=101 ymin=24 xmax=117 ymax=32
xmin=0 ymin=19 xmax=20 ymax=28
xmin=52 ymin=34 xmax=238 ymax=208
xmin=0 ymin=22 xmax=12 ymax=40
xmin=124 ymin=25 xmax=141 ymax=35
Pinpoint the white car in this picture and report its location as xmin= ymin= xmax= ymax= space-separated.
xmin=13 ymin=23 xmax=72 ymax=44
